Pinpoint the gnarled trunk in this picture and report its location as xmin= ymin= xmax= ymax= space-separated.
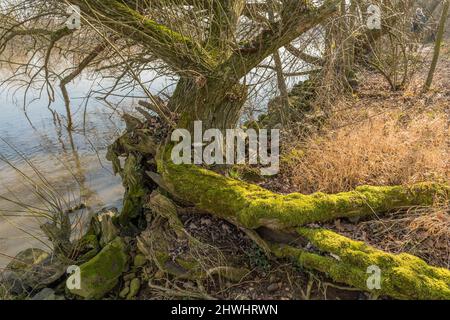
xmin=169 ymin=77 xmax=247 ymax=132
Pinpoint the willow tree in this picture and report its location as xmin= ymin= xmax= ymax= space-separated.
xmin=1 ymin=0 xmax=449 ymax=299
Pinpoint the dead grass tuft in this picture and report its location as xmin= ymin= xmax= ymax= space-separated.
xmin=282 ymin=106 xmax=449 ymax=194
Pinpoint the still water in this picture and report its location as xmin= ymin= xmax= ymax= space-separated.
xmin=0 ymin=75 xmax=134 ymax=267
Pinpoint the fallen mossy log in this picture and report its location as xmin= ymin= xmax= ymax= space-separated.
xmin=272 ymin=228 xmax=450 ymax=300
xmin=157 ymin=155 xmax=449 ymax=229
xmin=153 ymin=152 xmax=450 ymax=299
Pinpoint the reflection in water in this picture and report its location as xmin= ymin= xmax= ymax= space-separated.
xmin=0 ymin=76 xmax=127 ymax=267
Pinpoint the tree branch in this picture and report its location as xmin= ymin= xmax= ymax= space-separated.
xmin=219 ymin=0 xmax=340 ymax=80
xmin=65 ymin=0 xmax=216 ymax=74
xmin=285 ymin=44 xmax=325 ymax=66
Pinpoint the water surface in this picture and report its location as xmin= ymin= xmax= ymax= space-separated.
xmin=0 ymin=74 xmax=129 ymax=267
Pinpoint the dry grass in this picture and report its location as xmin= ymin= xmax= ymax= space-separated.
xmin=280 ymin=43 xmax=450 ymax=195
xmin=282 ymin=106 xmax=449 ymax=194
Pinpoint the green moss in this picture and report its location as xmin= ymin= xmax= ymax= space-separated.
xmin=133 ymin=254 xmax=147 ymax=267
xmin=75 ymin=234 xmax=100 ymax=263
xmin=126 ymin=278 xmax=141 ymax=299
xmin=273 ymin=228 xmax=450 ymax=300
xmin=120 ymin=153 xmax=148 ymax=225
xmin=175 ymin=257 xmax=199 ymax=272
xmin=158 ymin=147 xmax=448 ymax=229
xmin=154 ymin=250 xmax=170 ymax=267
xmin=107 ymin=0 xmax=217 ymax=70
xmin=69 ymin=237 xmax=128 ymax=300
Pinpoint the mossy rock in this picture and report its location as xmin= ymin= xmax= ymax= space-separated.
xmin=133 ymin=254 xmax=147 ymax=267
xmin=119 ymin=286 xmax=130 ymax=298
xmin=7 ymin=248 xmax=49 ymax=271
xmin=75 ymin=234 xmax=100 ymax=263
xmin=69 ymin=237 xmax=128 ymax=299
xmin=126 ymin=278 xmax=140 ymax=299
xmin=4 ymin=248 xmax=65 ymax=293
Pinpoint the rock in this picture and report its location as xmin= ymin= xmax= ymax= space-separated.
xmin=97 ymin=208 xmax=119 ymax=246
xmin=31 ymin=288 xmax=64 ymax=300
xmin=221 ymin=224 xmax=231 ymax=233
xmin=127 ymin=278 xmax=140 ymax=299
xmin=75 ymin=234 xmax=100 ymax=262
xmin=0 ymin=270 xmax=27 ymax=295
xmin=200 ymin=218 xmax=211 ymax=226
xmin=133 ymin=254 xmax=147 ymax=267
xmin=206 ymin=266 xmax=249 ymax=282
xmin=99 ymin=215 xmax=119 ymax=247
xmin=4 ymin=248 xmax=66 ymax=293
xmin=7 ymin=248 xmax=49 ymax=271
xmin=119 ymin=286 xmax=130 ymax=298
xmin=69 ymin=237 xmax=128 ymax=299
xmin=123 ymin=273 xmax=136 ymax=281
xmin=23 ymin=258 xmax=66 ymax=289
xmin=189 ymin=223 xmax=198 ymax=229
xmin=267 ymin=283 xmax=279 ymax=292
xmin=182 ymin=281 xmax=195 ymax=289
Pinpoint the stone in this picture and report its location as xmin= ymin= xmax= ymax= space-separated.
xmin=31 ymin=288 xmax=64 ymax=300
xmin=123 ymin=273 xmax=136 ymax=281
xmin=200 ymin=218 xmax=211 ymax=226
xmin=25 ymin=260 xmax=66 ymax=290
xmin=0 ymin=270 xmax=27 ymax=295
xmin=4 ymin=248 xmax=65 ymax=292
xmin=133 ymin=254 xmax=147 ymax=267
xmin=69 ymin=237 xmax=128 ymax=299
xmin=126 ymin=278 xmax=140 ymax=299
xmin=267 ymin=283 xmax=279 ymax=292
xmin=119 ymin=286 xmax=130 ymax=298
xmin=7 ymin=248 xmax=49 ymax=271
